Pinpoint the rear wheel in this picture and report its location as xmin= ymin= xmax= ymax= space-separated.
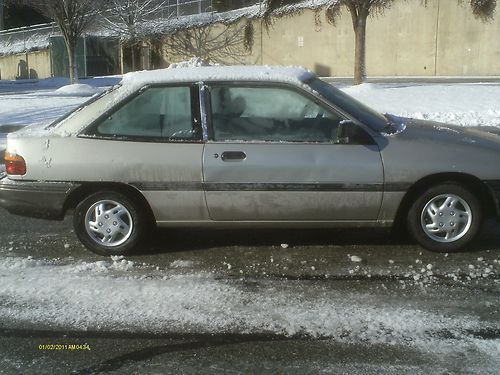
xmin=74 ymin=191 xmax=145 ymax=256
xmin=407 ymin=183 xmax=482 ymax=252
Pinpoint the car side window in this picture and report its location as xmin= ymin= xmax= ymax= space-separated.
xmin=210 ymin=86 xmax=346 ymax=143
xmin=92 ymin=86 xmax=197 ymax=140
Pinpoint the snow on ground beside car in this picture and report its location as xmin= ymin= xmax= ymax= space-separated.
xmin=0 ymin=76 xmax=120 ymax=93
xmin=0 ymin=77 xmax=119 ymax=127
xmin=0 ymin=77 xmax=499 ymax=130
xmin=0 ymin=254 xmax=497 ymax=368
xmin=343 ymin=82 xmax=500 ymax=127
xmin=0 ymin=257 xmax=500 ymax=373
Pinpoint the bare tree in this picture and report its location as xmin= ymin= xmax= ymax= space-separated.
xmin=16 ymin=0 xmax=99 ymax=83
xmin=101 ymin=0 xmax=170 ymax=71
xmin=265 ymin=0 xmax=497 ymax=84
xmin=162 ymin=21 xmax=254 ymax=64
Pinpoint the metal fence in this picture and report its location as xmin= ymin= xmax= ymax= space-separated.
xmin=0 ymin=23 xmax=57 ymax=56
xmin=0 ymin=0 xmax=260 ymax=78
xmin=0 ymin=0 xmax=260 ymax=55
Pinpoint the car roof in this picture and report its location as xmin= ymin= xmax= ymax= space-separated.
xmin=120 ymin=65 xmax=317 ymax=89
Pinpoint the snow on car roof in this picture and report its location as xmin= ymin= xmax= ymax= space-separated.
xmin=120 ymin=65 xmax=317 ymax=89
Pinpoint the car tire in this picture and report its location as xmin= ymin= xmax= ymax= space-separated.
xmin=74 ymin=191 xmax=145 ymax=256
xmin=407 ymin=183 xmax=482 ymax=252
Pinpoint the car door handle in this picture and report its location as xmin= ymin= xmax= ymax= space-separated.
xmin=221 ymin=151 xmax=246 ymax=161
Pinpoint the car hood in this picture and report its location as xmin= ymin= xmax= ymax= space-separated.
xmin=379 ymin=117 xmax=500 ymax=183
xmin=384 ymin=116 xmax=500 ymax=152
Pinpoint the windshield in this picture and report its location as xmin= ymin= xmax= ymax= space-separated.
xmin=308 ymin=78 xmax=388 ymax=132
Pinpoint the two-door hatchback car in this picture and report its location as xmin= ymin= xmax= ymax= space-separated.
xmin=1 ymin=66 xmax=499 ymax=255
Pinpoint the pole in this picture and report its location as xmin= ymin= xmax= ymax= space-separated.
xmin=83 ymin=36 xmax=88 ymax=77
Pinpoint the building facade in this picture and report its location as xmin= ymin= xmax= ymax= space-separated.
xmin=0 ymin=1 xmax=499 ymax=80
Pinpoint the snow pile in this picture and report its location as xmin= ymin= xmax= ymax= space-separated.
xmin=168 ymin=57 xmax=211 ymax=69
xmin=52 ymin=83 xmax=102 ymax=97
xmin=0 ymin=256 xmax=51 ymax=270
xmin=68 ymin=256 xmax=135 ymax=273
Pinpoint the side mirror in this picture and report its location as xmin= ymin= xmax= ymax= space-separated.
xmin=337 ymin=120 xmax=354 ymax=144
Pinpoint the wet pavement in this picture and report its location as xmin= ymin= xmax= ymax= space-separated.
xmin=0 ymin=209 xmax=498 ymax=374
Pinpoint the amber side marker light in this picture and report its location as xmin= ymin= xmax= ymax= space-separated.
xmin=5 ymin=152 xmax=27 ymax=175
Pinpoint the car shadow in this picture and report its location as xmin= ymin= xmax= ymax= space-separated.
xmin=142 ymin=227 xmax=410 ymax=255
xmin=141 ymin=220 xmax=500 ymax=256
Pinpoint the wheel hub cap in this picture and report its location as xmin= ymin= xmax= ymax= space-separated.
xmin=421 ymin=194 xmax=472 ymax=243
xmin=84 ymin=200 xmax=133 ymax=247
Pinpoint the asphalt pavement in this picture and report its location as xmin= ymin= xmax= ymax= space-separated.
xmin=0 ymin=209 xmax=498 ymax=374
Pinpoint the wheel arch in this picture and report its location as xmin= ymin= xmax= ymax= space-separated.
xmin=393 ymin=172 xmax=497 ymax=229
xmin=63 ymin=182 xmax=156 ymax=227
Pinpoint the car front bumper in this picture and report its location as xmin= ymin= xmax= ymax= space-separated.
xmin=0 ymin=174 xmax=77 ymax=220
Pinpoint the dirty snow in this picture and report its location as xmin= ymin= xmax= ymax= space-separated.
xmin=0 ymin=254 xmax=497 ymax=367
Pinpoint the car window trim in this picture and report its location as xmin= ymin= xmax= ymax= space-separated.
xmin=78 ymin=83 xmax=203 ymax=144
xmin=203 ymin=81 xmax=377 ymax=145
xmin=199 ymin=83 xmax=210 ymax=142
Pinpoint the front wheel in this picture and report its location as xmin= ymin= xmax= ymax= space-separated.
xmin=407 ymin=184 xmax=482 ymax=252
xmin=74 ymin=191 xmax=145 ymax=256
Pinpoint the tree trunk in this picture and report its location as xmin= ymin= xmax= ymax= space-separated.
xmin=119 ymin=44 xmax=124 ymax=75
xmin=131 ymin=45 xmax=136 ymax=71
xmin=65 ymin=38 xmax=78 ymax=84
xmin=353 ymin=14 xmax=367 ymax=85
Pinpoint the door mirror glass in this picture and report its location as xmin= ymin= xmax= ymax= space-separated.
xmin=337 ymin=120 xmax=375 ymax=145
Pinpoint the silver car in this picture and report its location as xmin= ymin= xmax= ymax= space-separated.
xmin=1 ymin=66 xmax=499 ymax=255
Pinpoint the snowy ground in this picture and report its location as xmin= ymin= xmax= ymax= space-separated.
xmin=342 ymin=82 xmax=500 ymax=128
xmin=0 ymin=212 xmax=498 ymax=373
xmin=0 ymin=76 xmax=499 ymax=373
xmin=0 ymin=77 xmax=499 ymax=129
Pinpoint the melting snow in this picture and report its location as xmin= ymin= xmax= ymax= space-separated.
xmin=349 ymin=255 xmax=363 ymax=263
xmin=52 ymin=83 xmax=101 ymax=97
xmin=0 ymin=254 xmax=497 ymax=362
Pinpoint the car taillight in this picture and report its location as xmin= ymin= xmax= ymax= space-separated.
xmin=5 ymin=152 xmax=26 ymax=175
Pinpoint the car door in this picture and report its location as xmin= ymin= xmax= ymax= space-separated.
xmin=202 ymin=83 xmax=384 ymax=221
